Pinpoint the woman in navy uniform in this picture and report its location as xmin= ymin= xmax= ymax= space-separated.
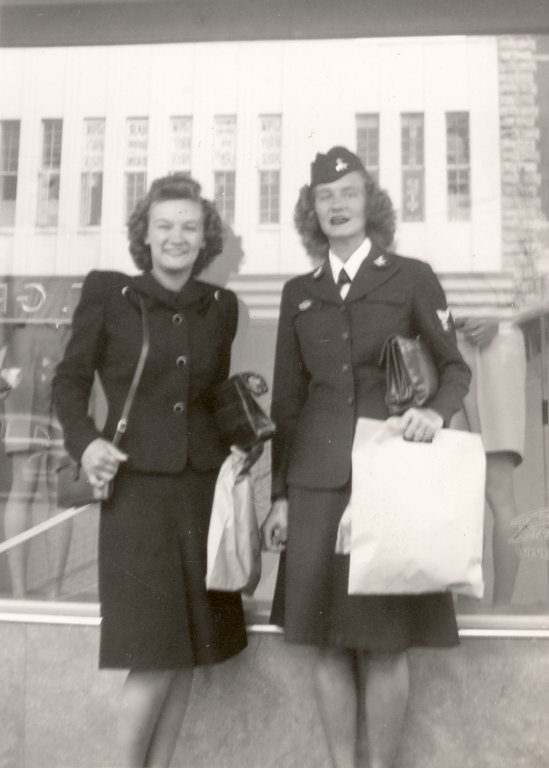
xmin=261 ymin=148 xmax=471 ymax=768
xmin=53 ymin=175 xmax=247 ymax=768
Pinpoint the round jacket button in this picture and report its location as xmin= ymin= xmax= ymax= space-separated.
xmin=176 ymin=355 xmax=188 ymax=367
xmin=347 ymin=396 xmax=354 ymax=405
xmin=172 ymin=313 xmax=184 ymax=325
xmin=342 ymin=331 xmax=350 ymax=341
xmin=342 ymin=363 xmax=350 ymax=373
xmin=173 ymin=402 xmax=185 ymax=414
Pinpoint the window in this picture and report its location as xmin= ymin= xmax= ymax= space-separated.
xmin=214 ymin=171 xmax=236 ymax=225
xmin=258 ymin=115 xmax=281 ymax=224
xmin=0 ymin=120 xmax=20 ymax=227
xmin=446 ymin=112 xmax=471 ymax=220
xmin=401 ymin=113 xmax=424 ymax=221
xmin=80 ymin=119 xmax=105 ymax=227
xmin=37 ymin=119 xmax=62 ymax=227
xmin=212 ymin=115 xmax=237 ymax=225
xmin=169 ymin=116 xmax=192 ymax=174
xmin=356 ymin=114 xmax=380 ymax=183
xmin=125 ymin=117 xmax=148 ymax=221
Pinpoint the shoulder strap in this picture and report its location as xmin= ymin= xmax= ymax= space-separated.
xmin=111 ymin=296 xmax=150 ymax=448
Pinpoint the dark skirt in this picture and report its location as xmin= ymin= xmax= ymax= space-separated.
xmin=271 ymin=483 xmax=459 ymax=653
xmin=98 ymin=466 xmax=247 ymax=670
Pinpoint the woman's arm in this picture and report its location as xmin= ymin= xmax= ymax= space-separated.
xmin=270 ymin=281 xmax=310 ymax=500
xmin=410 ymin=262 xmax=472 ymax=426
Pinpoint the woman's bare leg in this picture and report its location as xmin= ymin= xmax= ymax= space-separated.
xmin=313 ymin=647 xmax=359 ymax=768
xmin=145 ymin=668 xmax=194 ymax=767
xmin=358 ymin=651 xmax=409 ymax=768
xmin=118 ymin=668 xmax=192 ymax=768
xmin=4 ymin=453 xmax=40 ymax=598
xmin=485 ymin=452 xmax=520 ymax=608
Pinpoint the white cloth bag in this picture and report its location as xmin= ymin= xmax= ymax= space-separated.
xmin=337 ymin=418 xmax=486 ymax=598
xmin=206 ymin=449 xmax=262 ymax=596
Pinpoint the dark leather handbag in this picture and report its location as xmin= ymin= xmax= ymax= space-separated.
xmin=213 ymin=372 xmax=276 ymax=451
xmin=380 ymin=334 xmax=439 ymax=416
xmin=56 ymin=296 xmax=150 ymax=508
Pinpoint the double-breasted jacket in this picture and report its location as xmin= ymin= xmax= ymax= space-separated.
xmin=270 ymin=243 xmax=472 ymax=498
xmin=52 ymin=270 xmax=237 ymax=474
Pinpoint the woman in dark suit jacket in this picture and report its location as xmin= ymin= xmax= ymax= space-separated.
xmin=261 ymin=147 xmax=471 ymax=768
xmin=53 ymin=174 xmax=247 ymax=768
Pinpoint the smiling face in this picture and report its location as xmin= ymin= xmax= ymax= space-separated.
xmin=313 ymin=170 xmax=368 ymax=255
xmin=146 ymin=198 xmax=205 ymax=290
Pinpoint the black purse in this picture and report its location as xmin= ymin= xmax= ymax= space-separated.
xmin=56 ymin=296 xmax=150 ymax=508
xmin=380 ymin=334 xmax=439 ymax=416
xmin=213 ymin=372 xmax=276 ymax=451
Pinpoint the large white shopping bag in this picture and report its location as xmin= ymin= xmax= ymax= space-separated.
xmin=341 ymin=418 xmax=485 ymax=597
xmin=206 ymin=449 xmax=262 ymax=597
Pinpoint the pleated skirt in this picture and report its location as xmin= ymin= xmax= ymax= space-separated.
xmin=98 ymin=466 xmax=247 ymax=670
xmin=271 ymin=483 xmax=459 ymax=652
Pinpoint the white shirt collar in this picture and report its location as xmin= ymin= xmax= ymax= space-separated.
xmin=329 ymin=237 xmax=372 ymax=284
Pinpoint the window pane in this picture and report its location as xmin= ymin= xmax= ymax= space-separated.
xmin=80 ymin=119 xmax=105 ymax=226
xmin=259 ymin=170 xmax=280 ymax=224
xmin=356 ymin=114 xmax=380 ymax=182
xmin=214 ymin=171 xmax=236 ymax=225
xmin=0 ymin=121 xmax=20 ymax=227
xmin=401 ymin=113 xmax=424 ymax=221
xmin=446 ymin=112 xmax=471 ymax=221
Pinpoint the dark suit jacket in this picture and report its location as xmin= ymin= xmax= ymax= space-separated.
xmin=271 ymin=243 xmax=472 ymax=497
xmin=52 ymin=270 xmax=238 ymax=474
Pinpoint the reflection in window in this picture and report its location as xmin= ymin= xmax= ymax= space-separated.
xmin=125 ymin=117 xmax=148 ymax=222
xmin=356 ymin=113 xmax=380 ymax=183
xmin=80 ymin=118 xmax=105 ymax=227
xmin=446 ymin=111 xmax=471 ymax=221
xmin=401 ymin=113 xmax=424 ymax=222
xmin=258 ymin=115 xmax=281 ymax=225
xmin=0 ymin=120 xmax=20 ymax=227
xmin=213 ymin=115 xmax=237 ymax=225
xmin=37 ymin=119 xmax=62 ymax=227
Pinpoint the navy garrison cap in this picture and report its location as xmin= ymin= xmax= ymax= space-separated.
xmin=310 ymin=146 xmax=365 ymax=187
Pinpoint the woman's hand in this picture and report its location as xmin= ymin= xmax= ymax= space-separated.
xmin=460 ymin=317 xmax=499 ymax=349
xmin=386 ymin=407 xmax=444 ymax=442
xmin=260 ymin=498 xmax=288 ymax=553
xmin=81 ymin=438 xmax=128 ymax=491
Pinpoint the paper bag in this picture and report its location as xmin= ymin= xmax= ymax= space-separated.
xmin=343 ymin=418 xmax=485 ymax=597
xmin=206 ymin=449 xmax=262 ymax=596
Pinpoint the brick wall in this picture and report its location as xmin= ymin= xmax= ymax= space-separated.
xmin=498 ymin=36 xmax=549 ymax=307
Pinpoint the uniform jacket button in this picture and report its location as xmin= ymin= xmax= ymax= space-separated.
xmin=173 ymin=402 xmax=185 ymax=414
xmin=342 ymin=363 xmax=350 ymax=373
xmin=172 ymin=313 xmax=184 ymax=325
xmin=176 ymin=355 xmax=188 ymax=367
xmin=347 ymin=396 xmax=354 ymax=405
xmin=342 ymin=331 xmax=350 ymax=341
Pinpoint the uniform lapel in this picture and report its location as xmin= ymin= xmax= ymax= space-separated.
xmin=346 ymin=241 xmax=400 ymax=302
xmin=306 ymin=260 xmax=341 ymax=304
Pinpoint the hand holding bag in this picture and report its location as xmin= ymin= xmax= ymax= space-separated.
xmin=342 ymin=418 xmax=486 ymax=597
xmin=213 ymin=371 xmax=276 ymax=451
xmin=206 ymin=448 xmax=262 ymax=596
xmin=56 ymin=296 xmax=150 ymax=509
xmin=380 ymin=334 xmax=439 ymax=415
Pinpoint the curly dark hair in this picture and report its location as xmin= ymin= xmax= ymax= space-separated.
xmin=127 ymin=174 xmax=224 ymax=274
xmin=294 ymin=169 xmax=396 ymax=259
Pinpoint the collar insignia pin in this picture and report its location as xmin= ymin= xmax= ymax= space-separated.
xmin=299 ymin=299 xmax=313 ymax=311
xmin=373 ymin=255 xmax=387 ymax=267
xmin=335 ymin=158 xmax=349 ymax=173
xmin=436 ymin=308 xmax=452 ymax=332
